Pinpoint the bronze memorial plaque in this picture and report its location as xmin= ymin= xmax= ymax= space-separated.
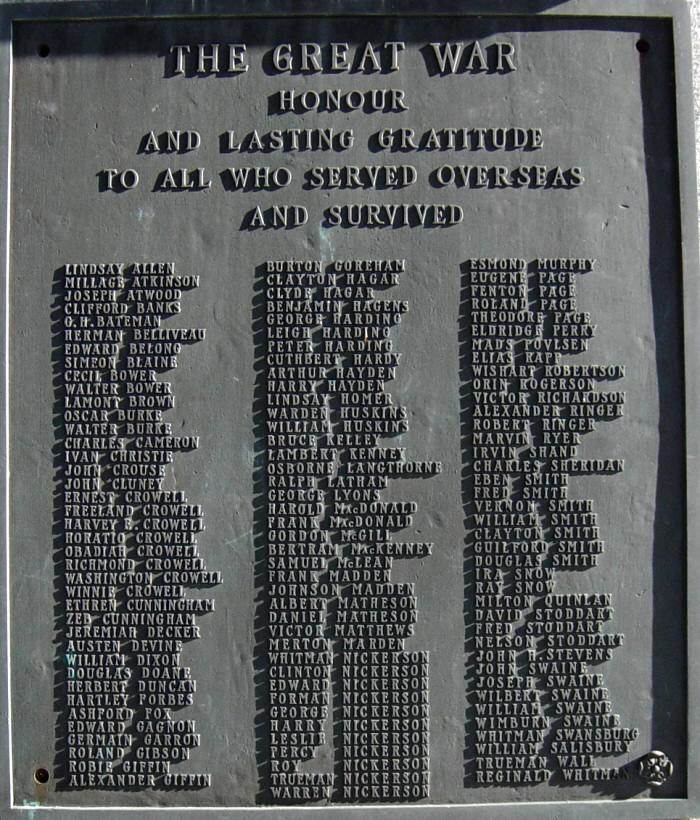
xmin=0 ymin=1 xmax=698 ymax=817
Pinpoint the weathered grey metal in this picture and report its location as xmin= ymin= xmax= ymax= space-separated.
xmin=0 ymin=2 xmax=697 ymax=818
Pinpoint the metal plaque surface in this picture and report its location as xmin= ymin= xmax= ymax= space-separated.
xmin=0 ymin=1 xmax=698 ymax=817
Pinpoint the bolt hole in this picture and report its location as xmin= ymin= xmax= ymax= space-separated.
xmin=34 ymin=767 xmax=49 ymax=784
xmin=38 ymin=44 xmax=50 ymax=58
xmin=636 ymin=39 xmax=650 ymax=54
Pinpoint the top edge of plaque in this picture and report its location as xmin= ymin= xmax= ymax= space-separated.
xmin=0 ymin=0 xmax=693 ymax=19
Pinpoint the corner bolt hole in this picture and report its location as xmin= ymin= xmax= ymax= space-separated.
xmin=34 ymin=767 xmax=49 ymax=784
